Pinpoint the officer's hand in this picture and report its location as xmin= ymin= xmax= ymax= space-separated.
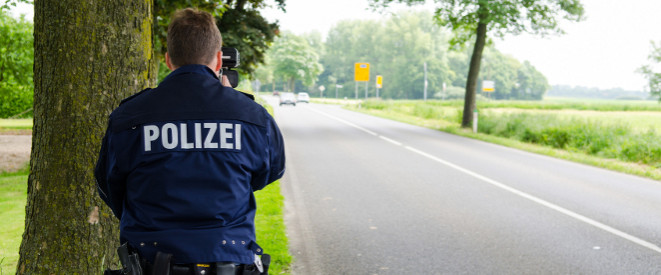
xmin=221 ymin=75 xmax=231 ymax=87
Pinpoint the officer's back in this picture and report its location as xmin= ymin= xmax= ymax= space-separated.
xmin=95 ymin=8 xmax=285 ymax=275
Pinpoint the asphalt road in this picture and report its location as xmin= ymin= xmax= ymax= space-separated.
xmin=266 ymin=97 xmax=661 ymax=274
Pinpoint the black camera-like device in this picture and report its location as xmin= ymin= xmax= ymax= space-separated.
xmin=221 ymin=47 xmax=240 ymax=88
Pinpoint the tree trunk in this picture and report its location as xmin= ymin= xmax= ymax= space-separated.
xmin=461 ymin=12 xmax=488 ymax=128
xmin=17 ymin=0 xmax=154 ymax=273
xmin=289 ymin=77 xmax=296 ymax=93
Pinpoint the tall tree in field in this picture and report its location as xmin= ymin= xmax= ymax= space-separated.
xmin=370 ymin=0 xmax=584 ymax=127
xmin=638 ymin=41 xmax=661 ymax=101
xmin=17 ymin=1 xmax=154 ymax=273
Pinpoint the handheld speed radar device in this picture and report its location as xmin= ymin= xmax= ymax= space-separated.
xmin=221 ymin=47 xmax=240 ymax=88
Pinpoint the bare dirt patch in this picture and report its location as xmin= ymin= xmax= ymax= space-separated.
xmin=0 ymin=134 xmax=32 ymax=173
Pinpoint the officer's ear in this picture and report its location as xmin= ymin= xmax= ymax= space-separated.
xmin=165 ymin=52 xmax=176 ymax=71
xmin=214 ymin=50 xmax=222 ymax=72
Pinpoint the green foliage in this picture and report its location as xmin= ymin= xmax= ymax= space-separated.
xmin=153 ymin=0 xmax=284 ymax=78
xmin=547 ymin=85 xmax=653 ymax=100
xmin=269 ymin=31 xmax=323 ymax=92
xmin=478 ymin=112 xmax=661 ymax=167
xmin=255 ymin=10 xmax=552 ymax=100
xmin=370 ymin=0 xmax=584 ymax=127
xmin=369 ymin=0 xmax=584 ymax=46
xmin=0 ymin=0 xmax=31 ymax=11
xmin=0 ymin=10 xmax=33 ymax=118
xmin=638 ymin=41 xmax=661 ymax=102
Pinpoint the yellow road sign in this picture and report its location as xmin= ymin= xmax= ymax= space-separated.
xmin=355 ymin=63 xmax=370 ymax=82
xmin=376 ymin=75 xmax=383 ymax=88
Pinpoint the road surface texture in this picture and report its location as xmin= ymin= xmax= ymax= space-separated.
xmin=266 ymin=97 xmax=661 ymax=274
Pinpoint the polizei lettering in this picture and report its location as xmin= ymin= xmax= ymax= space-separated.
xmin=143 ymin=122 xmax=242 ymax=152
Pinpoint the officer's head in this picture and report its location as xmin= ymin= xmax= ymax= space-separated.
xmin=165 ymin=8 xmax=222 ymax=70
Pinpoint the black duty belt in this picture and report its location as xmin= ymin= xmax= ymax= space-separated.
xmin=104 ymin=243 xmax=270 ymax=275
xmin=145 ymin=251 xmax=267 ymax=275
xmin=144 ymin=261 xmax=263 ymax=275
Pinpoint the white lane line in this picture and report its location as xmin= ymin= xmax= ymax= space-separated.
xmin=305 ymin=105 xmax=661 ymax=254
xmin=379 ymin=136 xmax=403 ymax=146
xmin=305 ymin=106 xmax=378 ymax=136
xmin=404 ymin=145 xmax=661 ymax=255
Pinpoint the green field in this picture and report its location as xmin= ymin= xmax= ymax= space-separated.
xmin=349 ymin=97 xmax=661 ymax=180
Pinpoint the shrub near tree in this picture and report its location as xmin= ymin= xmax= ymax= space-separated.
xmin=0 ymin=11 xmax=33 ymax=118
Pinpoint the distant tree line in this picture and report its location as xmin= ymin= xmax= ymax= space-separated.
xmin=547 ymin=85 xmax=655 ymax=100
xmin=254 ymin=11 xmax=549 ymax=101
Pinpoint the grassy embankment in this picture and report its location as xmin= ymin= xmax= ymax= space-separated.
xmin=332 ymin=97 xmax=661 ymax=181
xmin=0 ymin=102 xmax=291 ymax=274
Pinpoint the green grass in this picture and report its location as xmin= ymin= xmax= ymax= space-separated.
xmin=0 ymin=165 xmax=29 ymax=275
xmin=255 ymin=181 xmax=291 ymax=274
xmin=348 ymin=99 xmax=661 ymax=181
xmin=0 ymin=119 xmax=32 ymax=130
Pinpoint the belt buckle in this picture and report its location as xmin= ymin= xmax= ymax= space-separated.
xmin=193 ymin=263 xmax=212 ymax=275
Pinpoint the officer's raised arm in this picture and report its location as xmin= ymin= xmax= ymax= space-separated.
xmin=251 ymin=116 xmax=286 ymax=191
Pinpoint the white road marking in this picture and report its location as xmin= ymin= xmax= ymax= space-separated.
xmin=305 ymin=106 xmax=377 ymax=136
xmin=307 ymin=104 xmax=661 ymax=255
xmin=379 ymin=136 xmax=402 ymax=146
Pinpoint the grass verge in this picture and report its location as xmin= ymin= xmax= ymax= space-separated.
xmin=0 ymin=119 xmax=32 ymax=135
xmin=255 ymin=181 xmax=291 ymax=274
xmin=348 ymin=102 xmax=661 ymax=181
xmin=0 ymin=165 xmax=29 ymax=274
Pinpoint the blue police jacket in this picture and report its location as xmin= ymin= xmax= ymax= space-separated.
xmin=94 ymin=65 xmax=285 ymax=265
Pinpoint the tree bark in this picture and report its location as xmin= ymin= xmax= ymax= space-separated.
xmin=461 ymin=11 xmax=488 ymax=128
xmin=17 ymin=0 xmax=154 ymax=273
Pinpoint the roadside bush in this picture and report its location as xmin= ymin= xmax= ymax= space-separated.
xmin=479 ymin=111 xmax=661 ymax=166
xmin=0 ymin=12 xmax=34 ymax=118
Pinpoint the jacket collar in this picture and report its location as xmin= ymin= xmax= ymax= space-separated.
xmin=162 ymin=64 xmax=219 ymax=83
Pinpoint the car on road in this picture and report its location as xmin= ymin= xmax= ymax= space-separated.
xmin=279 ymin=92 xmax=296 ymax=106
xmin=296 ymin=92 xmax=310 ymax=103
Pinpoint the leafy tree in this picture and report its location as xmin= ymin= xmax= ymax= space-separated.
xmin=0 ymin=10 xmax=32 ymax=118
xmin=638 ymin=41 xmax=661 ymax=101
xmin=479 ymin=48 xmax=519 ymax=99
xmin=377 ymin=11 xmax=453 ymax=99
xmin=321 ymin=19 xmax=381 ymax=98
xmin=17 ymin=1 xmax=153 ymax=273
xmin=370 ymin=0 xmax=584 ymax=127
xmin=516 ymin=60 xmax=549 ymax=100
xmin=270 ymin=32 xmax=323 ymax=92
xmin=154 ymin=0 xmax=285 ymax=79
xmin=319 ymin=11 xmax=454 ymax=100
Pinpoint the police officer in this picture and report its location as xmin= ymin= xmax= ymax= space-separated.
xmin=95 ymin=8 xmax=285 ymax=275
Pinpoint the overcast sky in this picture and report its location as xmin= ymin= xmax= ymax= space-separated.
xmin=10 ymin=0 xmax=661 ymax=91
